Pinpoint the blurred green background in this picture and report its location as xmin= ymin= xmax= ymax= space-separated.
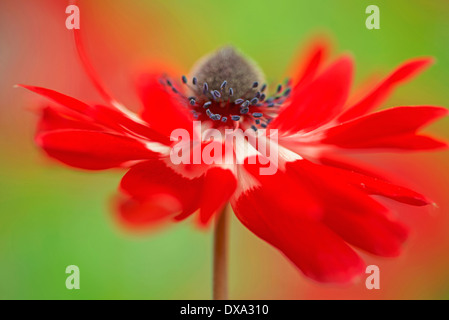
xmin=1 ymin=0 xmax=449 ymax=299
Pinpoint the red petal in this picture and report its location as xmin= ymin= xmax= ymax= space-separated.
xmin=137 ymin=74 xmax=195 ymax=138
xmin=354 ymin=134 xmax=447 ymax=150
xmin=116 ymin=194 xmax=182 ymax=230
xmin=73 ymin=29 xmax=118 ymax=106
xmin=272 ymin=56 xmax=353 ymax=133
xmin=91 ymin=104 xmax=171 ymax=145
xmin=232 ymin=187 xmax=365 ymax=283
xmin=36 ymin=130 xmax=156 ymax=170
xmin=289 ymin=37 xmax=330 ymax=89
xmin=321 ymin=106 xmax=448 ymax=150
xmin=20 ymin=85 xmax=91 ymax=114
xmin=318 ymin=156 xmax=431 ymax=206
xmin=318 ymin=153 xmax=390 ymax=179
xmin=199 ymin=168 xmax=237 ymax=225
xmin=22 ymin=85 xmax=171 ymax=145
xmin=120 ymin=160 xmax=203 ymax=220
xmin=37 ymin=106 xmax=101 ymax=133
xmin=287 ymin=160 xmax=388 ymax=215
xmin=338 ymin=58 xmax=434 ymax=121
xmin=243 ymin=157 xmax=322 ymax=221
xmin=287 ymin=160 xmax=412 ymax=257
xmin=323 ymin=208 xmax=409 ymax=257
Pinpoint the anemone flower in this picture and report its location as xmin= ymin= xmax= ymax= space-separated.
xmin=20 ymin=25 xmax=447 ymax=299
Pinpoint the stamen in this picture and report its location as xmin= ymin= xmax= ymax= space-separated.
xmin=178 ymin=48 xmax=284 ymax=128
xmin=250 ymin=98 xmax=259 ymax=105
xmin=188 ymin=47 xmax=265 ymax=102
xmin=213 ymin=90 xmax=221 ymax=98
xmin=220 ymin=80 xmax=227 ymax=89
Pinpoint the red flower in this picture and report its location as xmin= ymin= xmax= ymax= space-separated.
xmin=21 ymin=37 xmax=447 ymax=284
